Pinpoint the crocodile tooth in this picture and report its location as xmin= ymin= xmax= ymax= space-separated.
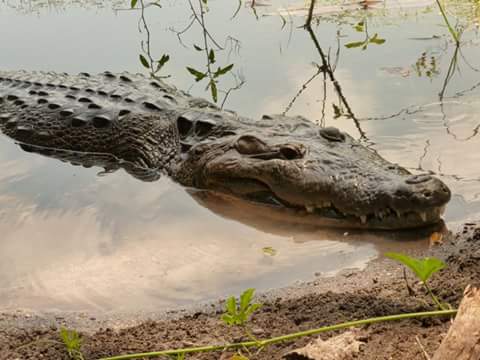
xmin=306 ymin=205 xmax=315 ymax=213
xmin=360 ymin=215 xmax=367 ymax=224
xmin=395 ymin=210 xmax=401 ymax=218
xmin=419 ymin=212 xmax=427 ymax=222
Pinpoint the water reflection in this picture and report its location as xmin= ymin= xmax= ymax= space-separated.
xmin=0 ymin=0 xmax=479 ymax=312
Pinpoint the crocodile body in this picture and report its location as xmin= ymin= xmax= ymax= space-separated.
xmin=0 ymin=70 xmax=451 ymax=229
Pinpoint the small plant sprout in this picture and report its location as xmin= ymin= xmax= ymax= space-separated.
xmin=385 ymin=252 xmax=448 ymax=310
xmin=222 ymin=288 xmax=262 ymax=326
xmin=59 ymin=327 xmax=85 ymax=360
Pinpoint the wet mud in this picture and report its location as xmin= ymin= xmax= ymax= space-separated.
xmin=1 ymin=221 xmax=479 ymax=359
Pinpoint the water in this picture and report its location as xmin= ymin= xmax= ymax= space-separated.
xmin=0 ymin=0 xmax=479 ymax=313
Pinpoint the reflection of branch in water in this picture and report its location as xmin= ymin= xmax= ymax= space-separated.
xmin=171 ymin=0 xmax=244 ymax=106
xmin=136 ymin=0 xmax=170 ymax=78
xmin=452 ymin=80 xmax=480 ymax=98
xmin=438 ymin=41 xmax=460 ymax=100
xmin=320 ymin=70 xmax=327 ymax=127
xmin=305 ymin=25 xmax=367 ymax=139
xmin=439 ymin=98 xmax=480 ymax=142
xmin=171 ymin=17 xmax=196 ymax=48
xmin=282 ymin=64 xmax=324 ymax=117
xmin=220 ymin=73 xmax=246 ymax=109
xmin=417 ymin=139 xmax=430 ymax=172
xmin=437 ymin=155 xmax=443 ymax=175
xmin=305 ymin=0 xmax=316 ymax=27
xmin=361 ymin=105 xmax=423 ymax=121
xmin=186 ymin=0 xmax=223 ymax=50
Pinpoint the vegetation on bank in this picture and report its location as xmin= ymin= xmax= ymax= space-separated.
xmin=53 ymin=252 xmax=457 ymax=360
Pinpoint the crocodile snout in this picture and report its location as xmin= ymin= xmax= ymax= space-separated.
xmin=393 ymin=174 xmax=451 ymax=210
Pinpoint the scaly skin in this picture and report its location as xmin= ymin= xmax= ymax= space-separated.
xmin=0 ymin=70 xmax=451 ymax=229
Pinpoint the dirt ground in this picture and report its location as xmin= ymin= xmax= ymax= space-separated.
xmin=1 ymin=222 xmax=480 ymax=360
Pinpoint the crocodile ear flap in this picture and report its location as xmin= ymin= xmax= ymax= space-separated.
xmin=177 ymin=116 xmax=194 ymax=138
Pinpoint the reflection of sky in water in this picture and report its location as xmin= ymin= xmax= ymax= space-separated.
xmin=0 ymin=0 xmax=479 ymax=312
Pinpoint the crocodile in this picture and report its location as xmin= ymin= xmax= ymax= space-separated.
xmin=0 ymin=70 xmax=451 ymax=229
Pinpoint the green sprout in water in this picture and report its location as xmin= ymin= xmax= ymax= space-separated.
xmin=59 ymin=327 xmax=85 ymax=360
xmin=385 ymin=252 xmax=448 ymax=310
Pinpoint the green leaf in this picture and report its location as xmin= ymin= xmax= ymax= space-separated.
xmin=221 ymin=288 xmax=262 ymax=327
xmin=213 ymin=64 xmax=234 ymax=78
xmin=186 ymin=67 xmax=207 ymax=82
xmin=332 ymin=103 xmax=342 ymax=118
xmin=156 ymin=54 xmax=170 ymax=71
xmin=139 ymin=54 xmax=150 ymax=69
xmin=221 ymin=314 xmax=235 ymax=325
xmin=130 ymin=0 xmax=138 ymax=8
xmin=369 ymin=33 xmax=386 ymax=45
xmin=239 ymin=288 xmax=255 ymax=312
xmin=209 ymin=80 xmax=218 ymax=102
xmin=245 ymin=303 xmax=262 ymax=317
xmin=208 ymin=49 xmax=216 ymax=64
xmin=385 ymin=252 xmax=445 ymax=283
xmin=354 ymin=21 xmax=364 ymax=32
xmin=225 ymin=296 xmax=237 ymax=315
xmin=345 ymin=41 xmax=367 ymax=49
xmin=193 ymin=44 xmax=203 ymax=51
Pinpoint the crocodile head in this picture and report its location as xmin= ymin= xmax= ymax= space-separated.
xmin=174 ymin=113 xmax=451 ymax=230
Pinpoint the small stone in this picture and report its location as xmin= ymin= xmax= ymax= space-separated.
xmin=251 ymin=327 xmax=265 ymax=336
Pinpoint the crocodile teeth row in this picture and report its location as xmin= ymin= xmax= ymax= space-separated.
xmin=305 ymin=204 xmax=445 ymax=223
xmin=305 ymin=201 xmax=333 ymax=213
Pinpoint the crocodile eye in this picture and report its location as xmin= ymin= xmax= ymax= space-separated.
xmin=319 ymin=127 xmax=346 ymax=142
xmin=194 ymin=119 xmax=216 ymax=137
xmin=280 ymin=145 xmax=305 ymax=160
xmin=235 ymin=135 xmax=268 ymax=155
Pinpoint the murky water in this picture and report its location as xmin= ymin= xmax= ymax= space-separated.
xmin=0 ymin=0 xmax=479 ymax=313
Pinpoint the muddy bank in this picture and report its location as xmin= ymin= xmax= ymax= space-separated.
xmin=1 ymin=222 xmax=479 ymax=359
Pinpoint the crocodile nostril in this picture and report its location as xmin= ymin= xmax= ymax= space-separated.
xmin=280 ymin=145 xmax=304 ymax=160
xmin=405 ymin=174 xmax=432 ymax=185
